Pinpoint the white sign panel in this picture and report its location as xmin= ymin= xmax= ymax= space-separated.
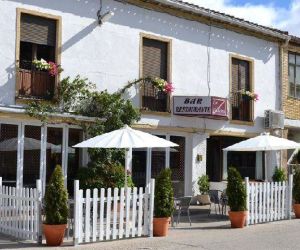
xmin=173 ymin=96 xmax=227 ymax=117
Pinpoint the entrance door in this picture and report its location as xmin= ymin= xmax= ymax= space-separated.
xmin=207 ymin=136 xmax=256 ymax=181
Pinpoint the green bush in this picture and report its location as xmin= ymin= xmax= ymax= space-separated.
xmin=44 ymin=165 xmax=69 ymax=225
xmin=197 ymin=175 xmax=209 ymax=194
xmin=226 ymin=167 xmax=247 ymax=212
xmin=272 ymin=167 xmax=287 ymax=182
xmin=77 ymin=162 xmax=134 ymax=190
xmin=293 ymin=168 xmax=300 ymax=204
xmin=154 ymin=168 xmax=174 ymax=218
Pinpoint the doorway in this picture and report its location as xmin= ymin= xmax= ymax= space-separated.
xmin=207 ymin=136 xmax=256 ymax=181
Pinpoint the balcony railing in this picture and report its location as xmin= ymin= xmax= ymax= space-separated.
xmin=17 ymin=61 xmax=56 ymax=100
xmin=141 ymin=79 xmax=169 ymax=112
xmin=231 ymin=92 xmax=253 ymax=122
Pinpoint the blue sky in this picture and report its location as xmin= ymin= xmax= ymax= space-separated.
xmin=185 ymin=0 xmax=300 ymax=36
xmin=231 ymin=0 xmax=290 ymax=8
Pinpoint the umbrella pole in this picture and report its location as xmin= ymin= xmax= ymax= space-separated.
xmin=264 ymin=151 xmax=267 ymax=181
xmin=125 ymin=148 xmax=130 ymax=188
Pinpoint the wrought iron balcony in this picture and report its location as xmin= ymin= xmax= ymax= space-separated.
xmin=231 ymin=91 xmax=253 ymax=122
xmin=17 ymin=60 xmax=56 ymax=100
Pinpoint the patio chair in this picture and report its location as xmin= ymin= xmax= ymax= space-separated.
xmin=208 ymin=190 xmax=223 ymax=215
xmin=220 ymin=189 xmax=228 ymax=215
xmin=173 ymin=196 xmax=192 ymax=226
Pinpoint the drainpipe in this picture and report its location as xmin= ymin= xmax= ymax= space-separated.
xmin=279 ymin=37 xmax=291 ymax=168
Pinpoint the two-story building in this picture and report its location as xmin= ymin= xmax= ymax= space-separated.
xmin=0 ymin=0 xmax=291 ymax=196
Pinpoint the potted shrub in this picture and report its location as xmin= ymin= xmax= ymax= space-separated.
xmin=272 ymin=167 xmax=287 ymax=182
xmin=43 ymin=165 xmax=69 ymax=246
xmin=153 ymin=168 xmax=174 ymax=237
xmin=293 ymin=168 xmax=300 ymax=218
xmin=197 ymin=175 xmax=210 ymax=205
xmin=226 ymin=167 xmax=247 ymax=228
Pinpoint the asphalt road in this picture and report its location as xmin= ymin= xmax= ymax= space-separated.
xmin=1 ymin=219 xmax=300 ymax=249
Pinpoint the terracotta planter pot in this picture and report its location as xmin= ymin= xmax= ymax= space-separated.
xmin=228 ymin=211 xmax=247 ymax=228
xmin=153 ymin=217 xmax=170 ymax=237
xmin=294 ymin=204 xmax=300 ymax=218
xmin=43 ymin=224 xmax=67 ymax=246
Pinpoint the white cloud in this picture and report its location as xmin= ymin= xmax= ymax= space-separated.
xmin=182 ymin=0 xmax=300 ymax=36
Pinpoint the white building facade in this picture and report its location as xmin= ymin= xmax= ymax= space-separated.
xmin=0 ymin=0 xmax=290 ymax=196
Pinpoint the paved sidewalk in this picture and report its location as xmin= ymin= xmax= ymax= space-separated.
xmin=1 ymin=219 xmax=300 ymax=250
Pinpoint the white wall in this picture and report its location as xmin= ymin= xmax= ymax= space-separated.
xmin=0 ymin=0 xmax=281 ymax=192
xmin=0 ymin=0 xmax=280 ymax=129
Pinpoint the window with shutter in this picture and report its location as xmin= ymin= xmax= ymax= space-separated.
xmin=141 ymin=37 xmax=169 ymax=112
xmin=231 ymin=57 xmax=253 ymax=122
xmin=17 ymin=12 xmax=58 ymax=100
xmin=288 ymin=52 xmax=300 ymax=98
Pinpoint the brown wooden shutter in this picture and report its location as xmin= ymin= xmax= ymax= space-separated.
xmin=142 ymin=38 xmax=168 ymax=79
xmin=231 ymin=58 xmax=239 ymax=93
xmin=20 ymin=13 xmax=56 ymax=46
xmin=231 ymin=58 xmax=250 ymax=91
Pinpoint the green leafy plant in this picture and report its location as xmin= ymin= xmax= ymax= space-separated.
xmin=44 ymin=165 xmax=69 ymax=225
xmin=293 ymin=168 xmax=300 ymax=204
xmin=226 ymin=167 xmax=247 ymax=212
xmin=154 ymin=168 xmax=174 ymax=218
xmin=77 ymin=162 xmax=134 ymax=190
xmin=272 ymin=167 xmax=287 ymax=182
xmin=197 ymin=175 xmax=209 ymax=195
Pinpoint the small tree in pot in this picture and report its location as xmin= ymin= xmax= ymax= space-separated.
xmin=197 ymin=175 xmax=210 ymax=205
xmin=153 ymin=168 xmax=174 ymax=237
xmin=293 ymin=168 xmax=300 ymax=218
xmin=226 ymin=167 xmax=247 ymax=228
xmin=43 ymin=165 xmax=69 ymax=246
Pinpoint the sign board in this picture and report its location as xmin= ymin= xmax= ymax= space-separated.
xmin=173 ymin=96 xmax=228 ymax=118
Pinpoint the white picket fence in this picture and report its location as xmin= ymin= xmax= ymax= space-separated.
xmin=0 ymin=178 xmax=42 ymax=242
xmin=245 ymin=175 xmax=293 ymax=226
xmin=73 ymin=179 xmax=155 ymax=245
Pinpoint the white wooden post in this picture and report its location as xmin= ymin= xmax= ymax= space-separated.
xmin=73 ymin=180 xmax=79 ymax=246
xmin=148 ymin=179 xmax=155 ymax=237
xmin=36 ymin=180 xmax=42 ymax=245
xmin=223 ymin=151 xmax=228 ymax=180
xmin=245 ymin=177 xmax=249 ymax=226
xmin=146 ymin=148 xmax=152 ymax=187
xmin=288 ymin=174 xmax=293 ymax=220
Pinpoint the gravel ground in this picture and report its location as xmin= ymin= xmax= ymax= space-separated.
xmin=1 ymin=219 xmax=300 ymax=250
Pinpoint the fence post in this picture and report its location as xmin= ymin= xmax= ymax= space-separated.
xmin=148 ymin=179 xmax=155 ymax=237
xmin=245 ymin=177 xmax=249 ymax=227
xmin=36 ymin=179 xmax=42 ymax=245
xmin=73 ymin=180 xmax=79 ymax=246
xmin=288 ymin=174 xmax=293 ymax=220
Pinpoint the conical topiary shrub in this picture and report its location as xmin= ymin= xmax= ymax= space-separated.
xmin=293 ymin=168 xmax=300 ymax=218
xmin=226 ymin=167 xmax=247 ymax=228
xmin=153 ymin=168 xmax=174 ymax=237
xmin=43 ymin=165 xmax=69 ymax=246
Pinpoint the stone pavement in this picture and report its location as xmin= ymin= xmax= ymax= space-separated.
xmin=1 ymin=218 xmax=300 ymax=250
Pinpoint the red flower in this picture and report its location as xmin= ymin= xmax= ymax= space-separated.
xmin=48 ymin=61 xmax=58 ymax=76
xmin=163 ymin=82 xmax=174 ymax=93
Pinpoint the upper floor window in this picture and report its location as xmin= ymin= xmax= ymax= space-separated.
xmin=141 ymin=37 xmax=170 ymax=112
xmin=17 ymin=12 xmax=58 ymax=100
xmin=288 ymin=52 xmax=300 ymax=98
xmin=231 ymin=57 xmax=253 ymax=122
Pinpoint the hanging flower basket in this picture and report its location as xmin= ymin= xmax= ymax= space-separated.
xmin=239 ymin=89 xmax=259 ymax=102
xmin=32 ymin=58 xmax=63 ymax=77
xmin=152 ymin=77 xmax=174 ymax=94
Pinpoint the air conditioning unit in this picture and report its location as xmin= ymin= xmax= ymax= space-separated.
xmin=264 ymin=110 xmax=284 ymax=129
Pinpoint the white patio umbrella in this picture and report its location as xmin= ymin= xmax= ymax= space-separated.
xmin=223 ymin=132 xmax=300 ymax=180
xmin=0 ymin=137 xmax=54 ymax=151
xmin=73 ymin=125 xmax=178 ymax=186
